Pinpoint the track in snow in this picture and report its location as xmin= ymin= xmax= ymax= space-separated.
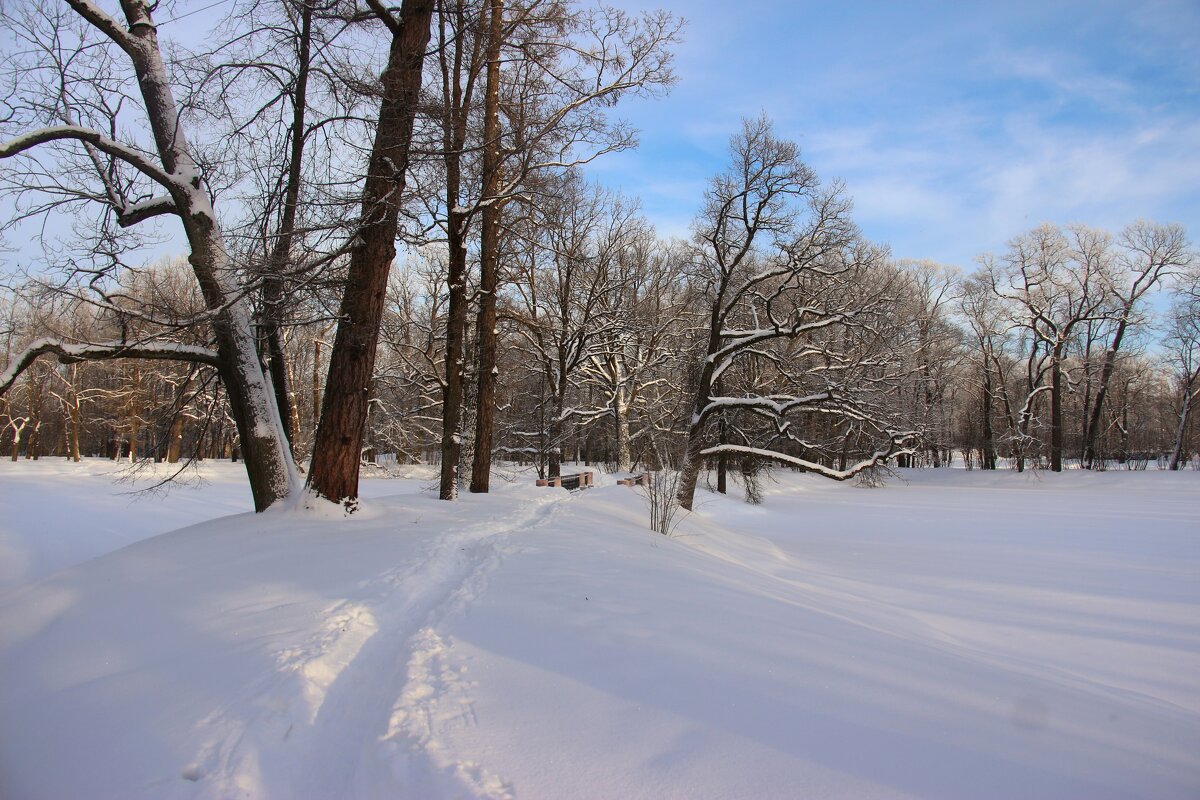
xmin=195 ymin=491 xmax=568 ymax=800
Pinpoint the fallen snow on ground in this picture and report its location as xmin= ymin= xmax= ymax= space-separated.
xmin=0 ymin=460 xmax=1197 ymax=799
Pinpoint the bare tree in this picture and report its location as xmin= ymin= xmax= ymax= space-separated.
xmin=580 ymin=229 xmax=682 ymax=472
xmin=1082 ymin=222 xmax=1190 ymax=468
xmin=1 ymin=0 xmax=300 ymax=509
xmin=674 ymin=117 xmax=915 ymax=511
xmin=985 ymin=224 xmax=1112 ymax=472
xmin=898 ymin=260 xmax=961 ymax=467
xmin=506 ymin=173 xmax=634 ymax=477
xmin=305 ymin=0 xmax=435 ymax=506
xmin=466 ymin=1 xmax=682 ymax=492
xmin=957 ymin=272 xmax=1019 ymax=469
xmin=427 ymin=0 xmax=489 ymax=499
xmin=1166 ymin=268 xmax=1200 ymax=470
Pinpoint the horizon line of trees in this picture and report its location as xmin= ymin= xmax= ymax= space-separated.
xmin=1 ymin=1 xmax=1197 ymax=517
xmin=4 ymin=213 xmax=1198 ymax=479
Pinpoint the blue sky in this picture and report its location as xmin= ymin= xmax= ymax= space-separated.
xmin=586 ymin=0 xmax=1200 ymax=269
xmin=3 ymin=0 xmax=1197 ymax=276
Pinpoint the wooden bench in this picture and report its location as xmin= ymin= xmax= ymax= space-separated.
xmin=616 ymin=473 xmax=650 ymax=487
xmin=536 ymin=470 xmax=594 ymax=490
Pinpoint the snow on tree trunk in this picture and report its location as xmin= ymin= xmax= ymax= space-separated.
xmin=469 ymin=0 xmax=504 ymax=494
xmin=70 ymin=0 xmax=301 ymax=510
xmin=439 ymin=216 xmax=469 ymax=500
xmin=613 ymin=387 xmax=632 ymax=473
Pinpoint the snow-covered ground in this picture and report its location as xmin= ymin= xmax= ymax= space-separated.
xmin=0 ymin=459 xmax=1197 ymax=799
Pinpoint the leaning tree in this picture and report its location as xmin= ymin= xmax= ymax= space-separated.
xmin=674 ymin=117 xmax=915 ymax=511
xmin=0 ymin=0 xmax=300 ymax=510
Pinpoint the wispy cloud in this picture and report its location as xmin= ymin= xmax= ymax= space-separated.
xmin=588 ymin=0 xmax=1200 ymax=269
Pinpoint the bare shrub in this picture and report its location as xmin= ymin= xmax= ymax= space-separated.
xmin=640 ymin=469 xmax=684 ymax=536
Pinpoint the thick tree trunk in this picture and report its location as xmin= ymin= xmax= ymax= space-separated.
xmin=547 ymin=387 xmax=564 ymax=479
xmin=613 ymin=388 xmax=632 ymax=472
xmin=166 ymin=414 xmax=184 ymax=464
xmin=307 ymin=0 xmax=435 ymax=504
xmin=980 ymin=367 xmax=996 ymax=470
xmin=1083 ymin=318 xmax=1129 ymax=470
xmin=677 ymin=300 xmax=723 ymax=510
xmin=70 ymin=0 xmax=303 ymax=510
xmin=716 ymin=413 xmax=728 ymax=493
xmin=1050 ymin=346 xmax=1064 ymax=472
xmin=28 ymin=381 xmax=42 ymax=460
xmin=69 ymin=389 xmax=82 ymax=463
xmin=469 ymin=0 xmax=504 ymax=494
xmin=439 ymin=211 xmax=470 ymax=499
xmin=1168 ymin=380 xmax=1199 ymax=470
xmin=437 ymin=1 xmax=485 ymax=500
xmin=676 ymin=415 xmax=707 ymax=512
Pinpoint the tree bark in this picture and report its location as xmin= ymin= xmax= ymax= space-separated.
xmin=166 ymin=413 xmax=184 ymax=464
xmin=437 ymin=1 xmax=486 ymax=500
xmin=307 ymin=0 xmax=435 ymax=504
xmin=69 ymin=383 xmax=82 ymax=463
xmin=1083 ymin=318 xmax=1129 ymax=469
xmin=547 ymin=382 xmax=563 ymax=478
xmin=613 ymin=386 xmax=632 ymax=472
xmin=1168 ymin=378 xmax=1200 ymax=470
xmin=127 ymin=366 xmax=140 ymax=462
xmin=676 ymin=413 xmax=708 ymax=511
xmin=101 ymin=0 xmax=300 ymax=510
xmin=716 ymin=378 xmax=727 ymax=493
xmin=440 ymin=209 xmax=470 ymax=498
xmin=469 ymin=0 xmax=504 ymax=493
xmin=1050 ymin=345 xmax=1064 ymax=472
xmin=261 ymin=0 xmax=314 ymax=454
xmin=980 ymin=366 xmax=996 ymax=470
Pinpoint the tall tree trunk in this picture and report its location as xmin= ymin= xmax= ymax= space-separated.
xmin=613 ymin=386 xmax=632 ymax=472
xmin=128 ymin=363 xmax=140 ymax=461
xmin=1168 ymin=378 xmax=1200 ymax=470
xmin=676 ymin=298 xmax=724 ymax=510
xmin=980 ymin=366 xmax=996 ymax=470
xmin=469 ymin=0 xmax=504 ymax=493
xmin=676 ymin=414 xmax=708 ymax=511
xmin=69 ymin=387 xmax=82 ymax=463
xmin=70 ymin=0 xmax=302 ymax=510
xmin=28 ymin=380 xmax=42 ymax=460
xmin=1083 ymin=317 xmax=1129 ymax=469
xmin=307 ymin=0 xmax=435 ymax=504
xmin=547 ymin=381 xmax=564 ymax=479
xmin=440 ymin=209 xmax=470 ymax=498
xmin=287 ymin=359 xmax=301 ymax=447
xmin=166 ymin=414 xmax=184 ymax=464
xmin=1050 ymin=346 xmax=1064 ymax=472
xmin=261 ymin=0 xmax=314 ymax=454
xmin=311 ymin=334 xmax=323 ymax=443
xmin=437 ymin=0 xmax=485 ymax=500
xmin=714 ymin=374 xmax=727 ymax=492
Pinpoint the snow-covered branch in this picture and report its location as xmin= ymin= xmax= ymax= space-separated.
xmin=1 ymin=338 xmax=219 ymax=396
xmin=0 ymin=126 xmax=177 ymax=191
xmin=699 ymin=434 xmax=916 ymax=482
xmin=117 ymin=194 xmax=180 ymax=227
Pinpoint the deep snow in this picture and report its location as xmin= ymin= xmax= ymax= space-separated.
xmin=0 ymin=460 xmax=1197 ymax=799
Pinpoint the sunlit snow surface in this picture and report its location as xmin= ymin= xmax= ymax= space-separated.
xmin=1 ymin=459 xmax=1197 ymax=799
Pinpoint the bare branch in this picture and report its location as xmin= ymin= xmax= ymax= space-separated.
xmin=1 ymin=337 xmax=219 ymax=396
